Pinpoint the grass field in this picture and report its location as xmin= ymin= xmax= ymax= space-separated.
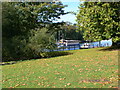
xmin=2 ymin=48 xmax=118 ymax=88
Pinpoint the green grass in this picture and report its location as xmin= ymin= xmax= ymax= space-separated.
xmin=2 ymin=48 xmax=118 ymax=88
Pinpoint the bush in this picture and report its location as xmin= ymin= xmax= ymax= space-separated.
xmin=2 ymin=28 xmax=57 ymax=62
xmin=2 ymin=37 xmax=31 ymax=62
xmin=28 ymin=28 xmax=57 ymax=52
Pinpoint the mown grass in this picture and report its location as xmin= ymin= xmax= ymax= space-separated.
xmin=2 ymin=48 xmax=118 ymax=88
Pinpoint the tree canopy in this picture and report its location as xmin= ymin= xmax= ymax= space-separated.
xmin=61 ymin=22 xmax=83 ymax=40
xmin=76 ymin=2 xmax=120 ymax=44
xmin=2 ymin=2 xmax=67 ymax=61
xmin=2 ymin=2 xmax=67 ymax=38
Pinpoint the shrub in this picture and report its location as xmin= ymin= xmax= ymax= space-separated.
xmin=2 ymin=28 xmax=57 ymax=62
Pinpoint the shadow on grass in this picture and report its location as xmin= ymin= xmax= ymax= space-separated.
xmin=0 ymin=61 xmax=17 ymax=66
xmin=2 ymin=51 xmax=73 ymax=65
xmin=99 ymin=45 xmax=120 ymax=51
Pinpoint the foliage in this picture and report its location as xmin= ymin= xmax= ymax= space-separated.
xmin=2 ymin=2 xmax=67 ymax=61
xmin=2 ymin=36 xmax=35 ymax=61
xmin=28 ymin=28 xmax=57 ymax=55
xmin=2 ymin=48 xmax=118 ymax=88
xmin=63 ymin=22 xmax=83 ymax=40
xmin=2 ymin=2 xmax=67 ymax=38
xmin=54 ymin=22 xmax=83 ymax=40
xmin=76 ymin=2 xmax=120 ymax=44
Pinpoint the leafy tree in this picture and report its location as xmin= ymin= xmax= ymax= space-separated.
xmin=2 ymin=2 xmax=67 ymax=38
xmin=56 ymin=22 xmax=83 ymax=40
xmin=76 ymin=2 xmax=120 ymax=45
xmin=2 ymin=2 xmax=67 ymax=61
xmin=28 ymin=28 xmax=57 ymax=53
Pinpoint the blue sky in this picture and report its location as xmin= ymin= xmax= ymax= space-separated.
xmin=55 ymin=0 xmax=83 ymax=24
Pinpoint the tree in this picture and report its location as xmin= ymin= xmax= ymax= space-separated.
xmin=62 ymin=22 xmax=83 ymax=40
xmin=58 ymin=22 xmax=83 ymax=40
xmin=2 ymin=2 xmax=67 ymax=38
xmin=76 ymin=2 xmax=120 ymax=45
xmin=29 ymin=28 xmax=56 ymax=51
xmin=2 ymin=2 xmax=67 ymax=61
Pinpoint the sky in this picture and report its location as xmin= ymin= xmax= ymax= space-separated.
xmin=55 ymin=0 xmax=83 ymax=24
